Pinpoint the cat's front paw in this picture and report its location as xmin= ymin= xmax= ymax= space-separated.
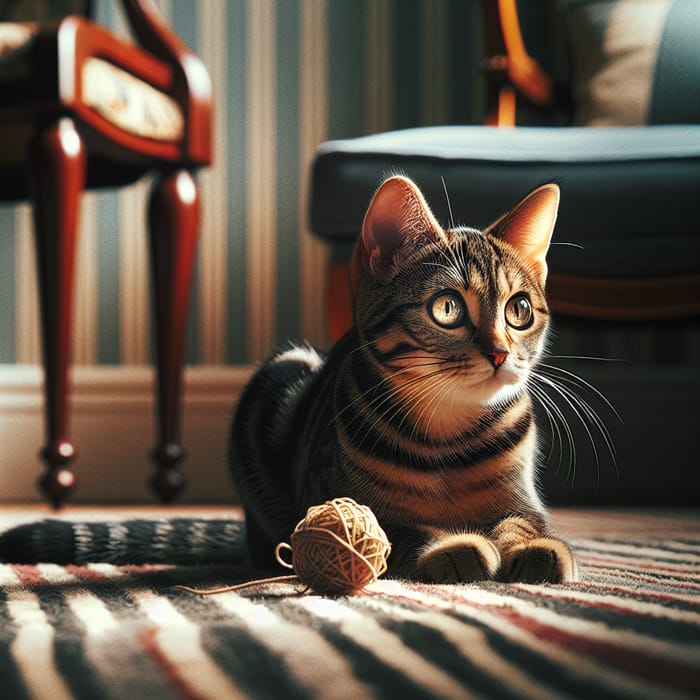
xmin=500 ymin=537 xmax=577 ymax=584
xmin=414 ymin=533 xmax=501 ymax=583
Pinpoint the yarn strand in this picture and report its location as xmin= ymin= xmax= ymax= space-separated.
xmin=178 ymin=498 xmax=391 ymax=597
xmin=176 ymin=574 xmax=299 ymax=596
xmin=176 ymin=543 xmax=306 ymax=595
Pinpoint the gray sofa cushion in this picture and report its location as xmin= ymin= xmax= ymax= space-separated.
xmin=310 ymin=124 xmax=700 ymax=278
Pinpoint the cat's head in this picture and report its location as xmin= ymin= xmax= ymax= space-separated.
xmin=350 ymin=175 xmax=559 ymax=418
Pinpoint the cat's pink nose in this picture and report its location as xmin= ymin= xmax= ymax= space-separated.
xmin=485 ymin=351 xmax=509 ymax=369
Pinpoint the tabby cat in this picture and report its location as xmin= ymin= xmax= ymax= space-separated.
xmin=229 ymin=175 xmax=577 ymax=584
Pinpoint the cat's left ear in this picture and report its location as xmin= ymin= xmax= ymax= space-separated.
xmin=351 ymin=175 xmax=446 ymax=289
xmin=486 ymin=184 xmax=560 ymax=284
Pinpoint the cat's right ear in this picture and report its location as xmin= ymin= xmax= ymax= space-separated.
xmin=486 ymin=183 xmax=560 ymax=286
xmin=351 ymin=176 xmax=443 ymax=289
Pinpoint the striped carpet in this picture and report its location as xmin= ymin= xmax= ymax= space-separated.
xmin=0 ymin=509 xmax=698 ymax=700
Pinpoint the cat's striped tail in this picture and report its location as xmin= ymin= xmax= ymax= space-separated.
xmin=0 ymin=518 xmax=246 ymax=565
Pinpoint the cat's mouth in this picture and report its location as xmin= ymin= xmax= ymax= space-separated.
xmin=467 ymin=360 xmax=527 ymax=403
xmin=442 ymin=365 xmax=525 ymax=404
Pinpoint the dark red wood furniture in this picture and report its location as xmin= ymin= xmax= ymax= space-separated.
xmin=0 ymin=0 xmax=212 ymax=506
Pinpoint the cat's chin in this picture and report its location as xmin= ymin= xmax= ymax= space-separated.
xmin=482 ymin=382 xmax=524 ymax=407
xmin=437 ymin=374 xmax=524 ymax=416
xmin=465 ymin=372 xmax=525 ymax=408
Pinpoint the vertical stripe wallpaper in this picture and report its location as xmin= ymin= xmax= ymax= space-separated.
xmin=0 ymin=0 xmax=486 ymax=368
xmin=14 ymin=204 xmax=40 ymax=363
xmin=246 ymin=0 xmax=278 ymax=362
xmin=298 ymin=0 xmax=329 ymax=346
xmin=198 ymin=0 xmax=229 ymax=365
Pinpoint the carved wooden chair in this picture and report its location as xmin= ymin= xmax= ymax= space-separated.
xmin=0 ymin=0 xmax=212 ymax=506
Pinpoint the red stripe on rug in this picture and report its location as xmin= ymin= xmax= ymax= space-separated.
xmin=65 ymin=565 xmax=110 ymax=582
xmin=566 ymin=580 xmax=700 ymax=606
xmin=580 ymin=555 xmax=700 ymax=577
xmin=138 ymin=626 xmax=206 ymax=700
xmin=487 ymin=602 xmax=700 ymax=695
xmin=63 ymin=563 xmax=163 ymax=584
xmin=122 ymin=564 xmax=162 ymax=574
xmin=512 ymin=588 xmax=644 ymax=617
xmin=413 ymin=585 xmax=700 ymax=695
xmin=10 ymin=564 xmax=45 ymax=586
xmin=583 ymin=567 xmax=700 ymax=592
xmin=511 ymin=584 xmax=700 ymax=615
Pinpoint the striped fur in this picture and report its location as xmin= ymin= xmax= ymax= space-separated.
xmin=0 ymin=519 xmax=246 ymax=566
xmin=230 ymin=176 xmax=576 ymax=582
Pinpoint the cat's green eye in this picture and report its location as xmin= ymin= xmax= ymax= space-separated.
xmin=428 ymin=292 xmax=466 ymax=329
xmin=505 ymin=293 xmax=533 ymax=330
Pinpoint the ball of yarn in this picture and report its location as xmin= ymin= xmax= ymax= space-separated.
xmin=276 ymin=497 xmax=391 ymax=595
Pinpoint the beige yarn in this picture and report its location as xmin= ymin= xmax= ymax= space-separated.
xmin=178 ymin=497 xmax=391 ymax=597
xmin=277 ymin=497 xmax=391 ymax=594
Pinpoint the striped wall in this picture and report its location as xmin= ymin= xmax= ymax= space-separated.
xmin=0 ymin=0 xmax=485 ymax=368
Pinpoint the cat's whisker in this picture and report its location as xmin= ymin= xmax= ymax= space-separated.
xmin=542 ymin=386 xmax=578 ymax=487
xmin=334 ymin=360 xmax=438 ymax=442
xmin=547 ymin=354 xmax=625 ymax=362
xmin=549 ymin=241 xmax=585 ymax=249
xmin=539 ymin=362 xmax=622 ymax=423
xmin=371 ymin=366 xmax=457 ymax=444
xmin=334 ymin=358 xmax=453 ymax=434
xmin=527 ymin=382 xmax=564 ymax=475
xmin=536 ymin=366 xmax=619 ymax=471
xmin=532 ymin=371 xmax=616 ymax=492
xmin=528 ymin=381 xmax=573 ymax=482
xmin=374 ymin=361 xmax=466 ymax=452
xmin=387 ymin=379 xmax=442 ymax=451
xmin=533 ymin=374 xmax=593 ymax=452
xmin=441 ymin=176 xmax=456 ymax=231
xmin=405 ymin=371 xmax=457 ymax=444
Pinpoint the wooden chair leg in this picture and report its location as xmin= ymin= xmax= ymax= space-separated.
xmin=147 ymin=169 xmax=200 ymax=502
xmin=29 ymin=118 xmax=85 ymax=508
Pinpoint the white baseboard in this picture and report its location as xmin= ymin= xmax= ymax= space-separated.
xmin=0 ymin=364 xmax=253 ymax=504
